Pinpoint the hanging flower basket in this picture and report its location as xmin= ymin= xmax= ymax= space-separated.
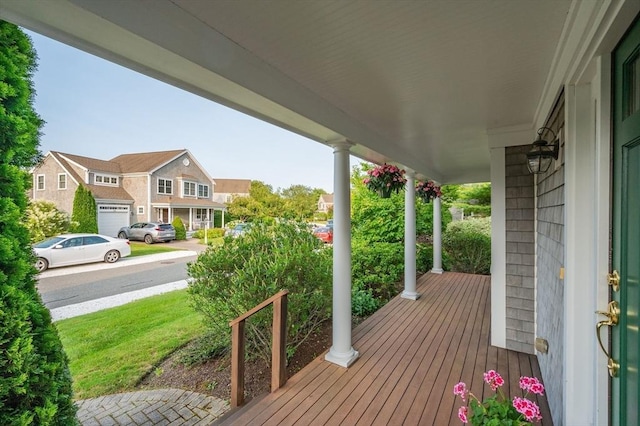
xmin=415 ymin=180 xmax=441 ymax=203
xmin=363 ymin=163 xmax=406 ymax=198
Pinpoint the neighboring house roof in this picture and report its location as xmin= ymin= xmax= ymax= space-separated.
xmin=214 ymin=178 xmax=251 ymax=194
xmin=110 ymin=149 xmax=186 ymax=173
xmin=320 ymin=193 xmax=334 ymax=204
xmin=56 ymin=151 xmax=122 ymax=174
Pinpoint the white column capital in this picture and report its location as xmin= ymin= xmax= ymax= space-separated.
xmin=329 ymin=139 xmax=354 ymax=152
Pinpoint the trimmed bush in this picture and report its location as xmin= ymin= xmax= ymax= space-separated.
xmin=442 ymin=218 xmax=491 ymax=274
xmin=1 ymin=22 xmax=78 ymax=425
xmin=172 ymin=217 xmax=186 ymax=240
xmin=187 ymin=221 xmax=332 ymax=363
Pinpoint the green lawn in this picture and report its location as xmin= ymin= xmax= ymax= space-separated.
xmin=56 ymin=290 xmax=204 ymax=399
xmin=128 ymin=241 xmax=182 ymax=257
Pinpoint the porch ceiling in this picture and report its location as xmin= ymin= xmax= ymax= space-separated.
xmin=0 ymin=0 xmax=572 ymax=183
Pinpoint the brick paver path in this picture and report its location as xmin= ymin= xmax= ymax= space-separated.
xmin=77 ymin=389 xmax=229 ymax=425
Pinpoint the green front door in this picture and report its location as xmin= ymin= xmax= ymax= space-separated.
xmin=612 ymin=16 xmax=640 ymax=426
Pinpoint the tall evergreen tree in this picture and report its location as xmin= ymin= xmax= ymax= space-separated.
xmin=70 ymin=185 xmax=98 ymax=233
xmin=0 ymin=21 xmax=78 ymax=424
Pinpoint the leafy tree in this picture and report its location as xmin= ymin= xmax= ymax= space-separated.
xmin=25 ymin=200 xmax=70 ymax=243
xmin=280 ymin=184 xmax=325 ymax=220
xmin=188 ymin=221 xmax=332 ymax=363
xmin=226 ymin=195 xmax=265 ymax=222
xmin=459 ymin=183 xmax=491 ymax=205
xmin=70 ymin=185 xmax=97 ymax=233
xmin=172 ymin=216 xmax=186 ymax=240
xmin=0 ymin=21 xmax=78 ymax=424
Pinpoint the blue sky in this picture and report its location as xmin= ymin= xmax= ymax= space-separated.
xmin=27 ymin=30 xmax=348 ymax=193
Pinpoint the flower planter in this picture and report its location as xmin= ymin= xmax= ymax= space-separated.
xmin=363 ymin=163 xmax=406 ymax=198
xmin=378 ymin=187 xmax=393 ymax=198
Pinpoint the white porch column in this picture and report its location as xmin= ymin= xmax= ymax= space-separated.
xmin=431 ymin=196 xmax=444 ymax=274
xmin=402 ymin=170 xmax=419 ymax=300
xmin=325 ymin=141 xmax=359 ymax=368
xmin=221 ymin=209 xmax=225 ymax=228
xmin=189 ymin=208 xmax=193 ymax=231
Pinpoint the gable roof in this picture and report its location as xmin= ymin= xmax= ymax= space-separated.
xmin=319 ymin=193 xmax=333 ymax=204
xmin=213 ymin=178 xmax=251 ymax=194
xmin=110 ymin=149 xmax=187 ymax=173
xmin=54 ymin=151 xmax=122 ymax=174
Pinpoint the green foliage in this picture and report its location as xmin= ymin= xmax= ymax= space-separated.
xmin=0 ymin=21 xmax=77 ymax=424
xmin=416 ymin=243 xmax=433 ymax=273
xmin=459 ymin=183 xmax=491 ymax=205
xmin=351 ymin=164 xmax=451 ymax=244
xmin=443 ymin=218 xmax=491 ymax=274
xmin=279 ymin=185 xmax=325 ymax=220
xmin=440 ymin=184 xmax=461 ymax=203
xmin=453 ymin=203 xmax=492 ymax=218
xmin=172 ymin=217 xmax=186 ymax=240
xmin=187 ymin=221 xmax=332 ymax=363
xmin=25 ymin=200 xmax=70 ymax=243
xmin=351 ymin=283 xmax=381 ymax=317
xmin=70 ymin=185 xmax=97 ymax=233
xmin=191 ymin=228 xmax=225 ymax=240
xmin=351 ymin=240 xmax=404 ymax=303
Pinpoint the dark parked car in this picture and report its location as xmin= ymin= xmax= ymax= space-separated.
xmin=313 ymin=226 xmax=333 ymax=244
xmin=118 ymin=222 xmax=176 ymax=244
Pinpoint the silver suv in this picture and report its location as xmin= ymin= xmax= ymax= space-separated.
xmin=118 ymin=222 xmax=176 ymax=244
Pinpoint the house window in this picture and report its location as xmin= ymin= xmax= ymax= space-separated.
xmin=36 ymin=174 xmax=45 ymax=191
xmin=58 ymin=173 xmax=67 ymax=190
xmin=183 ymin=181 xmax=196 ymax=197
xmin=158 ymin=178 xmax=173 ymax=195
xmin=198 ymin=184 xmax=209 ymax=198
xmin=195 ymin=208 xmax=208 ymax=220
xmin=226 ymin=194 xmax=233 ymax=203
xmin=95 ymin=174 xmax=118 ymax=186
xmin=137 ymin=206 xmax=144 ymax=215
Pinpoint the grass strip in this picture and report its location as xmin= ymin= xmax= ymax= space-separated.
xmin=56 ymin=289 xmax=204 ymax=399
xmin=128 ymin=241 xmax=182 ymax=257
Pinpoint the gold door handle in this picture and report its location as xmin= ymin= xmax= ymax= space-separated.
xmin=595 ymin=300 xmax=620 ymax=377
xmin=608 ymin=270 xmax=620 ymax=292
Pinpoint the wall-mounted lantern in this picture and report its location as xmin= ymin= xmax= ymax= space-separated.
xmin=527 ymin=127 xmax=559 ymax=174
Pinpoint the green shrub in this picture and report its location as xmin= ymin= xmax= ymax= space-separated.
xmin=443 ymin=218 xmax=491 ymax=274
xmin=416 ymin=243 xmax=434 ymax=273
xmin=1 ymin=22 xmax=78 ymax=425
xmin=187 ymin=221 xmax=332 ymax=363
xmin=351 ymin=240 xmax=404 ymax=302
xmin=351 ymin=283 xmax=381 ymax=317
xmin=25 ymin=200 xmax=70 ymax=243
xmin=172 ymin=217 xmax=186 ymax=240
xmin=191 ymin=228 xmax=225 ymax=240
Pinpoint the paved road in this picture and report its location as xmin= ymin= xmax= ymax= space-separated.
xmin=38 ymin=256 xmax=196 ymax=309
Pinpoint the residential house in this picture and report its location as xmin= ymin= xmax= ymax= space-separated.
xmin=317 ymin=193 xmax=333 ymax=214
xmin=211 ymin=178 xmax=251 ymax=204
xmin=6 ymin=1 xmax=638 ymax=423
xmin=31 ymin=149 xmax=225 ymax=237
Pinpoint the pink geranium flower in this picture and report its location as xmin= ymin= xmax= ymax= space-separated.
xmin=458 ymin=406 xmax=468 ymax=423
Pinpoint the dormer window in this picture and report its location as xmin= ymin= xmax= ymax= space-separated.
xmin=95 ymin=174 xmax=118 ymax=186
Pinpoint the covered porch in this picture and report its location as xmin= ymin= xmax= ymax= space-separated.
xmin=218 ymin=272 xmax=551 ymax=425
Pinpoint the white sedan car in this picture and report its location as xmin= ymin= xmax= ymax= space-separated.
xmin=33 ymin=233 xmax=132 ymax=272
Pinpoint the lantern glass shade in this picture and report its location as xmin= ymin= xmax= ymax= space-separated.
xmin=526 ymin=127 xmax=559 ymax=174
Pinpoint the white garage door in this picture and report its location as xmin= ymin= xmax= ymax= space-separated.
xmin=98 ymin=205 xmax=130 ymax=237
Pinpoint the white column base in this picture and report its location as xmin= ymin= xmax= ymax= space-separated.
xmin=325 ymin=347 xmax=360 ymax=368
xmin=430 ymin=268 xmax=444 ymax=274
xmin=401 ymin=290 xmax=420 ymax=300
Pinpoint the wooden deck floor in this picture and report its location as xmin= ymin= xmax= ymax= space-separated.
xmin=219 ymin=272 xmax=552 ymax=425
